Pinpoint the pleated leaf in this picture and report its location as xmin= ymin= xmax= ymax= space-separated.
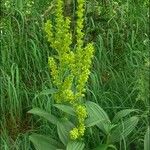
xmin=34 ymin=88 xmax=58 ymax=99
xmin=93 ymin=144 xmax=108 ymax=150
xmin=144 ymin=127 xmax=150 ymax=150
xmin=110 ymin=116 xmax=139 ymax=143
xmin=28 ymin=108 xmax=58 ymax=125
xmin=112 ymin=109 xmax=138 ymax=123
xmin=66 ymin=141 xmax=85 ymax=150
xmin=85 ymin=101 xmax=111 ymax=134
xmin=57 ymin=119 xmax=75 ymax=146
xmin=29 ymin=133 xmax=63 ymax=150
xmin=54 ymin=104 xmax=76 ymax=116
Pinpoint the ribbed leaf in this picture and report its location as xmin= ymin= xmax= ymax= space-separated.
xmin=29 ymin=133 xmax=63 ymax=150
xmin=93 ymin=144 xmax=108 ymax=150
xmin=28 ymin=108 xmax=58 ymax=125
xmin=39 ymin=88 xmax=57 ymax=95
xmin=57 ymin=119 xmax=75 ymax=146
xmin=66 ymin=141 xmax=85 ymax=150
xmin=93 ymin=144 xmax=117 ymax=150
xmin=110 ymin=116 xmax=139 ymax=143
xmin=85 ymin=101 xmax=111 ymax=134
xmin=34 ymin=88 xmax=58 ymax=99
xmin=112 ymin=109 xmax=138 ymax=123
xmin=54 ymin=104 xmax=76 ymax=116
xmin=144 ymin=127 xmax=150 ymax=150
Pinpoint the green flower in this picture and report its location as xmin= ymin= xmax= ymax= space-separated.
xmin=48 ymin=57 xmax=60 ymax=86
xmin=78 ymin=124 xmax=86 ymax=136
xmin=75 ymin=105 xmax=87 ymax=121
xmin=63 ymin=89 xmax=74 ymax=102
xmin=70 ymin=127 xmax=79 ymax=140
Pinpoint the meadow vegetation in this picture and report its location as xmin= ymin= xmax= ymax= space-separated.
xmin=0 ymin=0 xmax=149 ymax=150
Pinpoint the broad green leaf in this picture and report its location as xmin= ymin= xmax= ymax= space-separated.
xmin=28 ymin=108 xmax=58 ymax=125
xmin=29 ymin=133 xmax=63 ymax=150
xmin=110 ymin=116 xmax=139 ymax=143
xmin=144 ymin=127 xmax=150 ymax=150
xmin=85 ymin=101 xmax=111 ymax=134
xmin=93 ymin=144 xmax=117 ymax=150
xmin=57 ymin=119 xmax=75 ymax=146
xmin=112 ymin=109 xmax=138 ymax=123
xmin=54 ymin=104 xmax=76 ymax=116
xmin=39 ymin=88 xmax=57 ymax=95
xmin=93 ymin=144 xmax=108 ymax=150
xmin=66 ymin=141 xmax=85 ymax=150
xmin=34 ymin=88 xmax=58 ymax=99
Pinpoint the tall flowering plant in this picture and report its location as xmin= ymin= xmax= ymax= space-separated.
xmin=44 ymin=0 xmax=94 ymax=140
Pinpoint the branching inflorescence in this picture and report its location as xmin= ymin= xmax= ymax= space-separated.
xmin=44 ymin=0 xmax=94 ymax=140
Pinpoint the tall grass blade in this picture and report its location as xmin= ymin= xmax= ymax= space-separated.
xmin=144 ymin=127 xmax=150 ymax=150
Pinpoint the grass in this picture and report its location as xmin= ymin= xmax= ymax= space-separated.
xmin=0 ymin=0 xmax=149 ymax=149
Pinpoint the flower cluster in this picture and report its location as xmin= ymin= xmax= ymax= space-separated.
xmin=70 ymin=127 xmax=79 ymax=140
xmin=48 ymin=57 xmax=59 ymax=87
xmin=69 ymin=105 xmax=87 ymax=140
xmin=70 ymin=123 xmax=86 ymax=140
xmin=44 ymin=0 xmax=94 ymax=140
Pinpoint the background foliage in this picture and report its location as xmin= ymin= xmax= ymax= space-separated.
xmin=0 ymin=0 xmax=149 ymax=149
